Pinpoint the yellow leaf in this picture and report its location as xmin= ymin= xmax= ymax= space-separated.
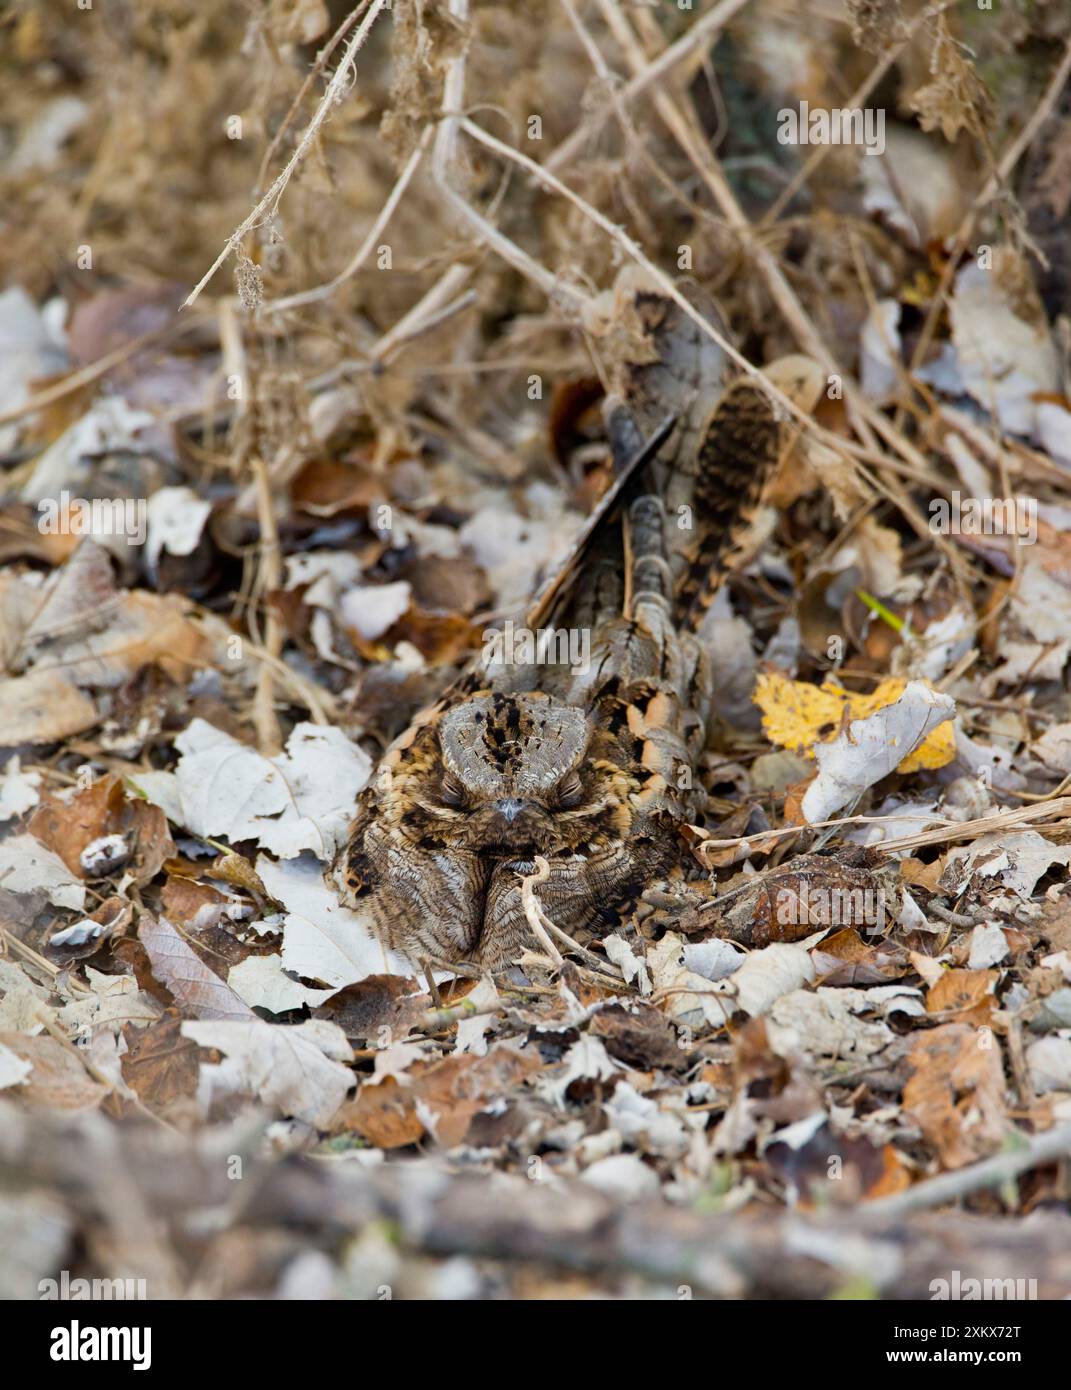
xmin=753 ymin=673 xmax=955 ymax=773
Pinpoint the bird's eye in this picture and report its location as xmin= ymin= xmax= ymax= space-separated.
xmin=557 ymin=773 xmax=584 ymax=808
xmin=440 ymin=774 xmax=465 ymax=807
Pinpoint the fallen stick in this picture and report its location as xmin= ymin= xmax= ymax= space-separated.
xmin=6 ymin=1106 xmax=1071 ymax=1299
xmin=863 ymin=1123 xmax=1071 ymax=1224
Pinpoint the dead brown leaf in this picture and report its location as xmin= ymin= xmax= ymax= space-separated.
xmin=29 ymin=773 xmax=173 ymax=886
xmin=313 ymin=974 xmax=429 ymax=1043
xmin=138 ymin=913 xmax=255 ymax=1022
xmin=120 ymin=1009 xmax=202 ymax=1117
xmin=409 ymin=1046 xmax=543 ymax=1148
xmin=335 ymin=1076 xmax=424 ymax=1149
xmin=903 ymin=1023 xmax=1008 ymax=1169
xmin=926 ymin=968 xmax=998 ymax=1026
xmin=0 ymin=1032 xmax=108 ymax=1110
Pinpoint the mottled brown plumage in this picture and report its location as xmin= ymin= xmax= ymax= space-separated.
xmin=329 ymin=284 xmax=783 ymax=975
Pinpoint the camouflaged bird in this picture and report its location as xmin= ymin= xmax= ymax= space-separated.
xmin=328 ymin=274 xmax=783 ymax=975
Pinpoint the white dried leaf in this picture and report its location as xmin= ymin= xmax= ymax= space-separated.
xmin=0 ymin=1042 xmax=32 ymax=1090
xmin=257 ymin=854 xmax=419 ymax=989
xmin=285 ymin=551 xmax=363 ymax=603
xmin=766 ymin=985 xmax=924 ymax=1061
xmin=600 ymin=933 xmax=651 ymax=994
xmin=538 ymin=1035 xmax=621 ymax=1108
xmin=0 ymin=289 xmax=67 ymax=450
xmin=990 ymin=639 xmax=1070 ymax=688
xmin=892 ymin=607 xmax=973 ymax=683
xmin=681 ymin=937 xmax=745 ymax=982
xmin=859 ymin=298 xmax=902 ymax=403
xmin=942 ymin=831 xmax=1071 ymax=900
xmin=0 ymin=959 xmax=53 ymax=1032
xmin=1026 ymin=1035 xmax=1071 ymax=1096
xmin=20 ymin=396 xmax=157 ymax=505
xmin=49 ymin=918 xmax=108 ymax=948
xmin=145 ymin=486 xmax=212 ymax=577
xmin=698 ymin=587 xmax=761 ymax=730
xmin=967 ymin=922 xmax=1009 ymax=970
xmin=454 ymin=977 xmax=500 ymax=1056
xmin=57 ymin=967 xmax=161 ymax=1036
xmin=339 ymin=581 xmax=412 ymax=641
xmin=648 ymin=932 xmax=818 ymax=1028
xmin=459 ymin=500 xmax=579 ymax=613
xmin=721 ymin=941 xmax=821 ymax=1020
xmin=370 ymin=1041 xmax=424 ymax=1084
xmin=1032 ymin=722 xmax=1071 ymax=776
xmin=0 ymin=757 xmax=41 ymax=822
xmin=950 ymin=262 xmax=1059 ymax=436
xmin=79 ymin=833 xmax=129 ymax=877
xmin=181 ymin=1017 xmax=354 ymax=1128
xmin=134 ymin=719 xmax=371 ymax=860
xmin=646 ymin=933 xmax=732 ymax=1027
xmin=898 ymin=886 xmax=928 ymax=933
xmin=1037 ymin=399 xmax=1071 ymax=467
xmin=0 ymin=834 xmax=85 ymax=910
xmin=603 ymin=1081 xmax=689 ymax=1158
xmin=1010 ymin=561 xmax=1071 ymax=646
xmin=227 ymin=954 xmax=335 ymax=1015
xmin=7 ymin=96 xmax=88 ymax=174
xmin=861 ymin=126 xmax=965 ymax=247
xmin=801 ymin=681 xmax=956 ymax=823
xmin=580 ymin=1152 xmax=660 ymax=1200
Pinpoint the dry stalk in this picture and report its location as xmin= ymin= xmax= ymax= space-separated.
xmin=519 ymin=857 xmax=566 ymax=968
xmin=863 ymin=1122 xmax=1071 ymax=1222
xmin=759 ymin=4 xmax=941 ymax=226
xmin=546 ymin=0 xmax=754 ymax=173
xmin=249 ymin=455 xmax=284 ymax=754
xmin=183 ymin=0 xmax=391 ymax=310
xmin=265 ymin=124 xmax=435 ymax=315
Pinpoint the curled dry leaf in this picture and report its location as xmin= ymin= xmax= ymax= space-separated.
xmin=801 ymin=682 xmax=956 ymax=824
xmin=181 ymin=1017 xmax=354 ymax=1129
xmin=139 ymin=913 xmax=256 ymax=1022
xmin=647 ymin=932 xmax=819 ymax=1029
xmin=0 ymin=1033 xmax=108 ymax=1111
xmin=48 ymin=894 xmax=134 ymax=958
xmin=903 ymin=1023 xmax=1008 ymax=1169
xmin=28 ymin=772 xmax=173 ymax=887
xmin=132 ymin=719 xmax=371 ymax=861
xmin=0 ymin=834 xmax=85 ymax=911
xmin=754 ymin=675 xmax=955 ymax=774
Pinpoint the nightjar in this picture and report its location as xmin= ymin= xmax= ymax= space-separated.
xmin=328 ymin=275 xmax=784 ymax=975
